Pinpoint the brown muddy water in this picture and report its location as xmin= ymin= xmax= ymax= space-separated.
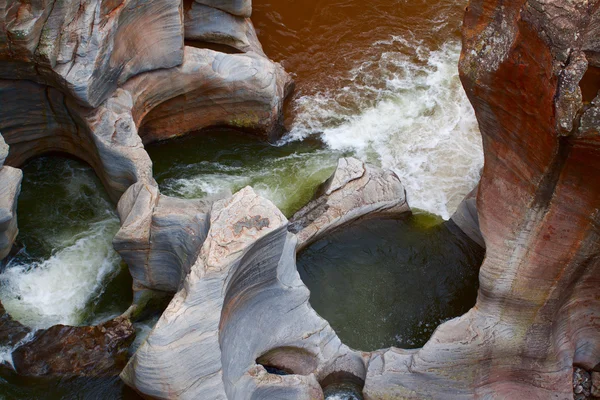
xmin=0 ymin=0 xmax=484 ymax=398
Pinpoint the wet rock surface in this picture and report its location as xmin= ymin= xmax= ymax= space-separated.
xmin=0 ymin=301 xmax=30 ymax=348
xmin=121 ymin=187 xmax=366 ymax=399
xmin=11 ymin=316 xmax=135 ymax=378
xmin=290 ymin=157 xmax=410 ymax=252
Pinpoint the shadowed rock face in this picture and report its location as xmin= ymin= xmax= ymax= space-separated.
xmin=12 ymin=316 xmax=135 ymax=377
xmin=363 ymin=1 xmax=600 ymax=398
xmin=0 ymin=136 xmax=22 ymax=260
xmin=184 ymin=3 xmax=264 ymax=55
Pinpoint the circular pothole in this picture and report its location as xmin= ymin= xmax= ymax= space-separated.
xmin=321 ymin=372 xmax=364 ymax=400
xmin=297 ymin=214 xmax=485 ymax=351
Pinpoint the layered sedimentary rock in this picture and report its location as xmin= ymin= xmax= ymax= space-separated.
xmin=363 ymin=1 xmax=600 ymax=398
xmin=11 ymin=316 xmax=135 ymax=377
xmin=122 ymin=187 xmax=367 ymax=400
xmin=195 ymin=0 xmax=252 ymax=18
xmin=0 ymin=0 xmax=184 ymax=108
xmin=185 ymin=3 xmax=264 ymax=55
xmin=130 ymin=47 xmax=292 ymax=143
xmin=290 ymin=157 xmax=411 ymax=252
xmin=0 ymin=0 xmax=292 ymax=381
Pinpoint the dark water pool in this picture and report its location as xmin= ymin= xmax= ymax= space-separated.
xmin=297 ymin=214 xmax=485 ymax=351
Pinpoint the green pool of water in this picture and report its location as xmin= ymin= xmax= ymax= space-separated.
xmin=146 ymin=128 xmax=344 ymax=217
xmin=0 ymin=157 xmax=132 ymax=329
xmin=297 ymin=214 xmax=485 ymax=351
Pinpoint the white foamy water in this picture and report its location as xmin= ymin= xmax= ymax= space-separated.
xmin=288 ymin=41 xmax=483 ymax=219
xmin=160 ymin=149 xmax=340 ymax=216
xmin=0 ymin=159 xmax=121 ymax=329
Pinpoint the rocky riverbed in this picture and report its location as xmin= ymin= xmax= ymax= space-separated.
xmin=0 ymin=0 xmax=598 ymax=399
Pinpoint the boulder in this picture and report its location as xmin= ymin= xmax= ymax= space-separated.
xmin=290 ymin=157 xmax=410 ymax=252
xmin=114 ymin=182 xmax=211 ymax=294
xmin=11 ymin=316 xmax=135 ymax=377
xmin=0 ymin=0 xmax=184 ymax=108
xmin=121 ymin=187 xmax=366 ymax=399
xmin=131 ymin=47 xmax=292 ymax=143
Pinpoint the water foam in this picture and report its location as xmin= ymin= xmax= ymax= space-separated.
xmin=0 ymin=159 xmax=121 ymax=329
xmin=160 ymin=150 xmax=340 ymax=217
xmin=288 ymin=41 xmax=483 ymax=219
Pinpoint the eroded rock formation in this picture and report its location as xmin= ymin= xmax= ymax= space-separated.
xmin=290 ymin=157 xmax=411 ymax=252
xmin=363 ymin=1 xmax=600 ymax=398
xmin=121 ymin=187 xmax=367 ymax=399
xmin=0 ymin=0 xmax=597 ymax=398
xmin=11 ymin=316 xmax=135 ymax=377
xmin=0 ymin=135 xmax=21 ymax=260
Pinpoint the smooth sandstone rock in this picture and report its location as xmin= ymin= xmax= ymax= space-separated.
xmin=449 ymin=185 xmax=484 ymax=248
xmin=122 ymin=187 xmax=366 ymax=400
xmin=0 ymin=0 xmax=184 ymax=108
xmin=132 ymin=47 xmax=292 ymax=143
xmin=114 ymin=182 xmax=211 ymax=294
xmin=290 ymin=157 xmax=410 ymax=252
xmin=0 ymin=0 xmax=295 ymax=383
xmin=0 ymin=166 xmax=22 ymax=261
xmin=185 ymin=3 xmax=264 ymax=55
xmin=11 ymin=316 xmax=135 ymax=377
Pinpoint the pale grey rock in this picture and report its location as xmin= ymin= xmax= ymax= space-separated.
xmin=0 ymin=166 xmax=22 ymax=260
xmin=290 ymin=157 xmax=411 ymax=252
xmin=121 ymin=187 xmax=366 ymax=400
xmin=0 ymin=80 xmax=154 ymax=201
xmin=449 ymin=185 xmax=484 ymax=248
xmin=0 ymin=133 xmax=7 ymax=168
xmin=195 ymin=0 xmax=252 ymax=18
xmin=185 ymin=3 xmax=264 ymax=55
xmin=114 ymin=183 xmax=212 ymax=294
